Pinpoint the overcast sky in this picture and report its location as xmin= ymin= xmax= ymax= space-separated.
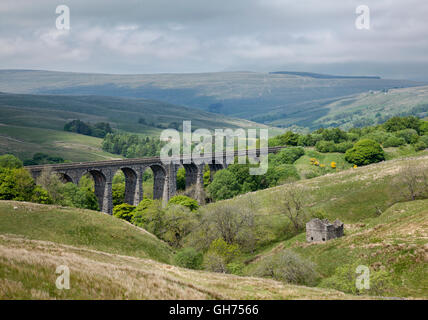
xmin=1 ymin=0 xmax=427 ymax=80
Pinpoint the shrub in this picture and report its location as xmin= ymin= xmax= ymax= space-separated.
xmin=361 ymin=130 xmax=392 ymax=144
xmin=383 ymin=136 xmax=406 ymax=148
xmin=226 ymin=262 xmax=245 ymax=275
xmin=419 ymin=135 xmax=428 ymax=146
xmin=174 ymin=248 xmax=203 ymax=270
xmin=345 ymin=139 xmax=385 ymax=166
xmin=136 ymin=198 xmax=154 ymax=211
xmin=113 ymin=203 xmax=136 ymax=222
xmin=335 ymin=141 xmax=354 ymax=153
xmin=319 ymin=127 xmax=348 ymax=143
xmin=265 ymin=164 xmax=299 ymax=186
xmin=346 ymin=132 xmax=360 ymax=142
xmin=320 ymin=263 xmax=392 ymax=295
xmin=271 ymin=147 xmax=305 ymax=165
xmin=252 ymin=250 xmax=319 ymax=286
xmin=31 ymin=185 xmax=53 ymax=204
xmin=203 ymin=252 xmax=227 ymax=273
xmin=311 ymin=210 xmax=328 ymax=220
xmin=168 ymin=195 xmax=199 ymax=211
xmin=420 ymin=121 xmax=428 ymax=135
xmin=315 ymin=140 xmax=336 ymax=153
xmin=395 ymin=129 xmax=419 ymax=144
xmin=414 ymin=140 xmax=427 ymax=151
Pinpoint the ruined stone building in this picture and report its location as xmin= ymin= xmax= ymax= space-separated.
xmin=306 ymin=218 xmax=344 ymax=242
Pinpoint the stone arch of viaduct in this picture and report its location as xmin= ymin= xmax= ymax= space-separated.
xmin=26 ymin=147 xmax=285 ymax=214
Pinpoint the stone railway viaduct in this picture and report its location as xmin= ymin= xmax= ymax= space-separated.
xmin=26 ymin=147 xmax=285 ymax=214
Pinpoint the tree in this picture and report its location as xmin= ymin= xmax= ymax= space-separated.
xmin=207 ymin=170 xmax=241 ymax=201
xmin=203 ymin=238 xmax=240 ymax=273
xmin=24 ymin=153 xmax=65 ymax=166
xmin=345 ymin=139 xmax=385 ymax=166
xmin=168 ymin=195 xmax=199 ymax=211
xmin=162 ymin=204 xmax=198 ymax=247
xmin=0 ymin=168 xmax=35 ymax=201
xmin=383 ymin=116 xmax=421 ymax=133
xmin=420 ymin=121 xmax=428 ymax=135
xmin=132 ymin=199 xmax=165 ymax=237
xmin=394 ymin=162 xmax=428 ymax=201
xmin=176 ymin=167 xmax=186 ymax=190
xmin=113 ymin=203 xmax=136 ymax=222
xmin=61 ymin=183 xmax=99 ymax=210
xmin=112 ymin=182 xmax=125 ymax=206
xmin=37 ymin=169 xmax=99 ymax=210
xmin=36 ymin=168 xmax=66 ymax=204
xmin=0 ymin=154 xmax=23 ymax=169
xmin=280 ymin=131 xmax=300 ymax=146
xmin=273 ymin=186 xmax=310 ymax=232
xmin=31 ymin=185 xmax=53 ymax=204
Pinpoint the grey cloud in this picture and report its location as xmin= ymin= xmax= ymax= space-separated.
xmin=0 ymin=0 xmax=427 ymax=80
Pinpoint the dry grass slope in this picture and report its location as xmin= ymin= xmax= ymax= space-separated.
xmin=0 ymin=234 xmax=366 ymax=300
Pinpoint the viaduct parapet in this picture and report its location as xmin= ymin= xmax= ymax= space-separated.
xmin=26 ymin=147 xmax=285 ymax=214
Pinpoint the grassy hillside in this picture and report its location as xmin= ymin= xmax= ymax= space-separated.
xmin=0 ymin=201 xmax=363 ymax=300
xmin=248 ymin=200 xmax=428 ymax=298
xmin=0 ymin=91 xmax=262 ymax=134
xmin=215 ymin=154 xmax=428 ymax=222
xmin=206 ymin=154 xmax=428 ymax=298
xmin=0 ymin=70 xmax=423 ymax=128
xmin=0 ymin=124 xmax=121 ymax=162
xmin=315 ymin=86 xmax=428 ymax=129
xmin=0 ymin=201 xmax=173 ymax=263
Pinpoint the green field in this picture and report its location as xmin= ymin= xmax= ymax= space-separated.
xmin=0 ymin=124 xmax=121 ymax=162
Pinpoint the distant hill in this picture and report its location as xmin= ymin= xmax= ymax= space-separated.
xmin=269 ymin=71 xmax=381 ymax=80
xmin=0 ymin=91 xmax=265 ymax=161
xmin=313 ymin=85 xmax=428 ymax=129
xmin=0 ymin=69 xmax=423 ymax=128
xmin=0 ymin=91 xmax=259 ymax=133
